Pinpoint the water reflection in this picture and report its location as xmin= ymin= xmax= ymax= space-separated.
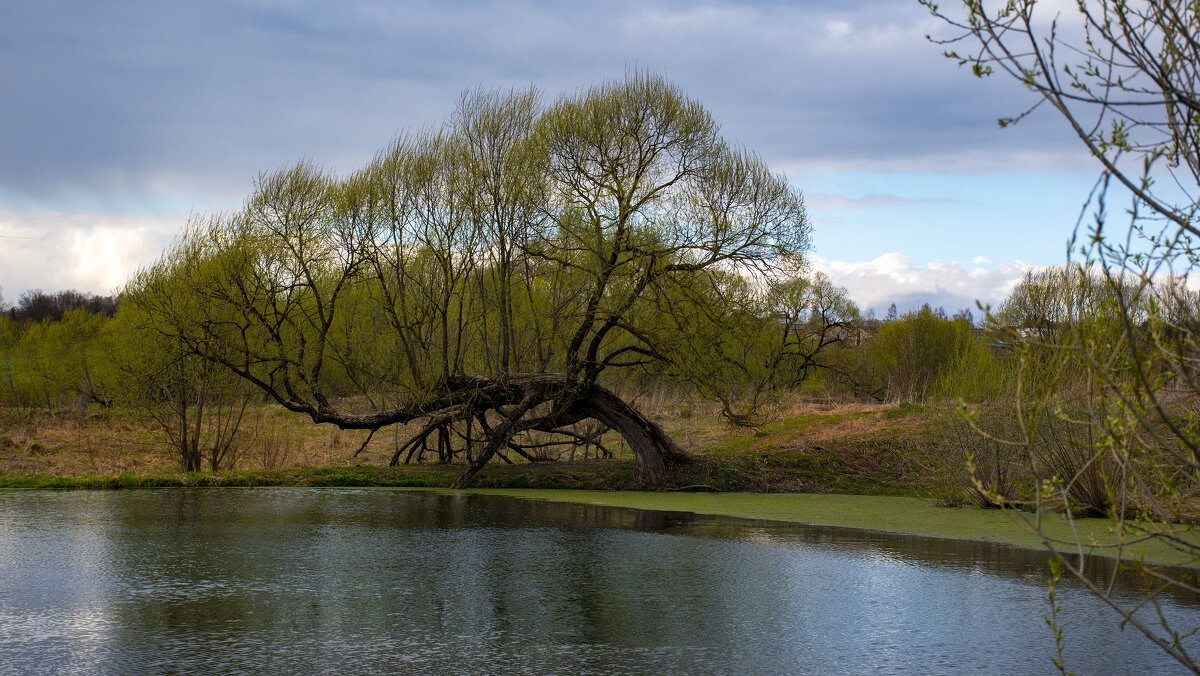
xmin=0 ymin=488 xmax=1194 ymax=674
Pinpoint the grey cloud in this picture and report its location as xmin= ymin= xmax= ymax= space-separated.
xmin=1 ymin=0 xmax=1087 ymax=203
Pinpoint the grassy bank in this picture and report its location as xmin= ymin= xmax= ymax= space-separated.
xmin=0 ymin=462 xmax=629 ymax=490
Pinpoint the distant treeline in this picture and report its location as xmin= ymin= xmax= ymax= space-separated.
xmin=3 ymin=289 xmax=119 ymax=323
xmin=0 ymin=267 xmax=1115 ymax=415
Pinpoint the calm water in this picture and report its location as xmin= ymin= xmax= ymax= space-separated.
xmin=0 ymin=489 xmax=1195 ymax=675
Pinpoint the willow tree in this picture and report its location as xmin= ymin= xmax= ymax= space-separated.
xmin=128 ymin=73 xmax=810 ymax=487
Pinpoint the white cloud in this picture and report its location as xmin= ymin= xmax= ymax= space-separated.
xmin=814 ymin=252 xmax=1035 ymax=315
xmin=824 ymin=20 xmax=853 ymax=41
xmin=0 ymin=208 xmax=179 ymax=297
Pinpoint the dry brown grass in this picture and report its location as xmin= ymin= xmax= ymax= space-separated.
xmin=0 ymin=396 xmax=944 ymax=493
xmin=0 ymin=410 xmax=165 ymax=476
xmin=0 ymin=407 xmax=387 ymax=476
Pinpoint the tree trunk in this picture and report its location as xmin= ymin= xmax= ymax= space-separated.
xmin=447 ymin=384 xmax=688 ymax=488
xmin=577 ymin=386 xmax=688 ymax=483
xmin=451 ymin=399 xmax=534 ymax=488
xmin=274 ymin=371 xmax=687 ymax=488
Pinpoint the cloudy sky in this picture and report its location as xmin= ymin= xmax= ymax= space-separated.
xmin=0 ymin=0 xmax=1100 ymax=315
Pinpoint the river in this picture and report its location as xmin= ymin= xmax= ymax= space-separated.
xmin=0 ymin=488 xmax=1194 ymax=674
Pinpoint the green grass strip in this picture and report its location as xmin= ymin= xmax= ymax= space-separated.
xmin=465 ymin=489 xmax=1197 ymax=567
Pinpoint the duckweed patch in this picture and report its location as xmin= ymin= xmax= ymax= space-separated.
xmin=466 ymin=489 xmax=1197 ymax=567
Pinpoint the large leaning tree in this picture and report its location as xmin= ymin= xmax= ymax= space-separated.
xmin=128 ymin=73 xmax=812 ymax=487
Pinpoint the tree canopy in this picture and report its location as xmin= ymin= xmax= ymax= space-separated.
xmin=128 ymin=73 xmax=814 ymax=487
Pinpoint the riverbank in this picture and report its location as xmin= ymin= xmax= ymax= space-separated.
xmin=6 ymin=398 xmax=1196 ymax=567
